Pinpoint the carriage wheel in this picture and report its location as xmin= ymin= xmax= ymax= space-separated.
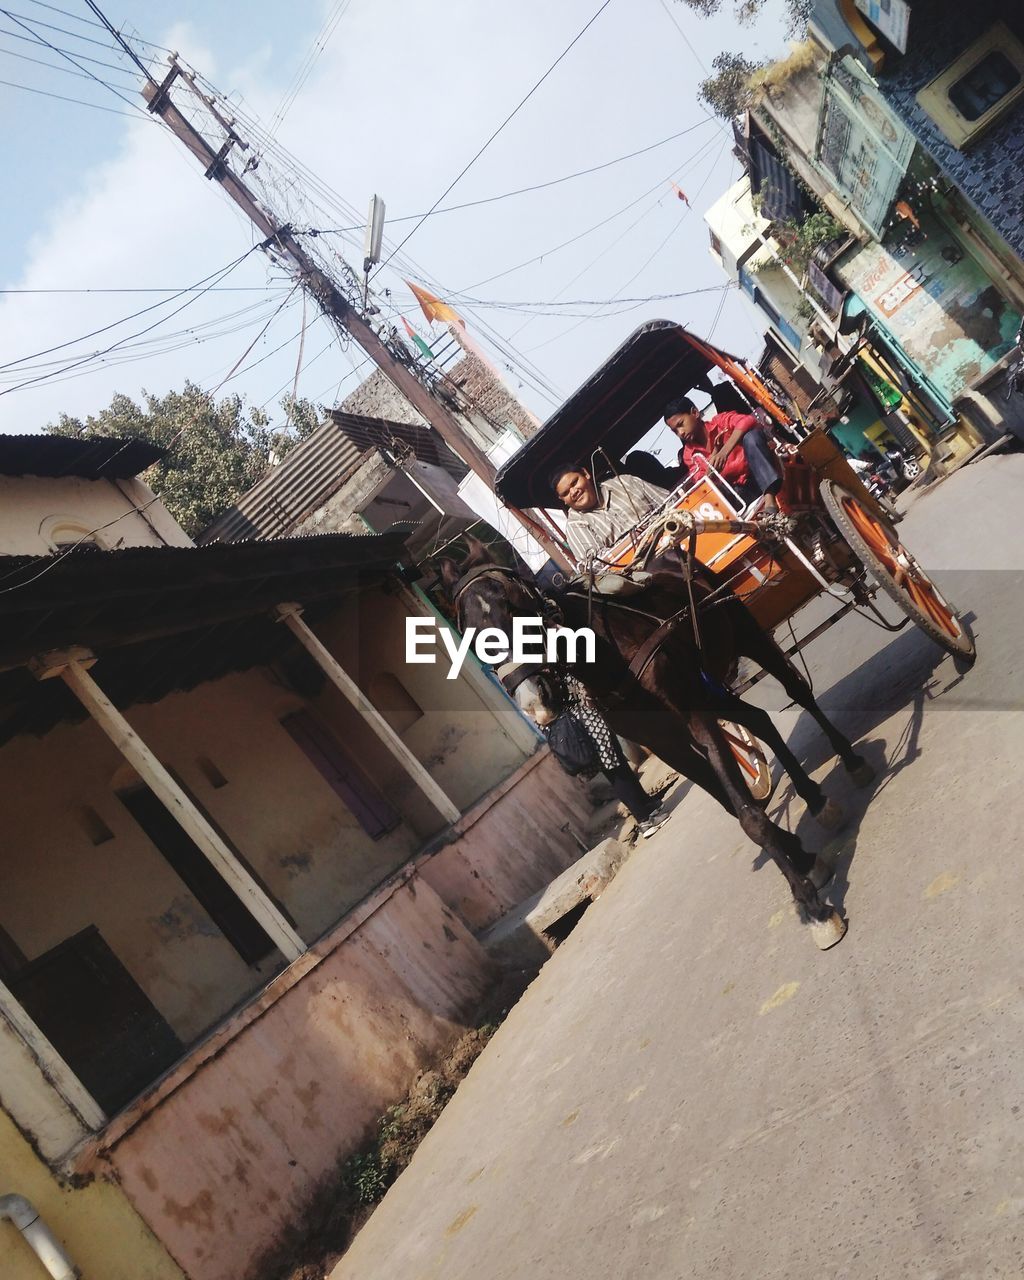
xmin=820 ymin=480 xmax=976 ymax=664
xmin=719 ymin=720 xmax=773 ymax=804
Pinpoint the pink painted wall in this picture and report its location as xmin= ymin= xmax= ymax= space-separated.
xmin=103 ymin=879 xmax=493 ymax=1280
xmin=98 ymin=752 xmax=592 ymax=1280
xmin=420 ymin=752 xmax=594 ymax=931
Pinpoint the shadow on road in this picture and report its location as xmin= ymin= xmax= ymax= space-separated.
xmin=748 ymin=615 xmax=981 ymax=913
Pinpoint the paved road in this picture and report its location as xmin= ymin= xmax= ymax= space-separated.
xmin=335 ymin=456 xmax=1024 ymax=1280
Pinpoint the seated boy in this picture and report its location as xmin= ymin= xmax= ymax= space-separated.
xmin=663 ymin=396 xmax=781 ymax=511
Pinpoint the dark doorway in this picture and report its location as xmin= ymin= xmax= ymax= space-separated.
xmin=119 ymin=785 xmax=276 ymax=965
xmin=281 ymin=710 xmax=400 ymax=839
xmin=7 ymin=926 xmax=182 ymax=1115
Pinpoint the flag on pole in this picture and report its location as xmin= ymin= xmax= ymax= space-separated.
xmin=670 ymin=183 xmax=690 ymax=206
xmin=401 ymin=315 xmax=435 ymax=360
xmin=405 ymin=280 xmax=465 ymax=329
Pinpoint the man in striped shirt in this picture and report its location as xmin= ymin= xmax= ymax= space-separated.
xmin=551 ymin=463 xmax=671 ymax=565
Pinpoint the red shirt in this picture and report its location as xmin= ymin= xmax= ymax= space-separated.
xmin=678 ymin=411 xmax=758 ymax=488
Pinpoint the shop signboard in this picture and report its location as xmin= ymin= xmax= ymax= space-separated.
xmin=837 ymin=210 xmax=1018 ymax=403
xmin=853 ymin=0 xmax=910 ymax=55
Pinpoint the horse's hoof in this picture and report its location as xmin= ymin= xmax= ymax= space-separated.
xmin=815 ymin=798 xmax=846 ymax=831
xmin=849 ymin=760 xmax=876 ymax=787
xmin=809 ymin=910 xmax=847 ymax=950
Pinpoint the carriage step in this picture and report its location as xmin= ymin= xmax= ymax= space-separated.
xmin=477 ymin=838 xmax=629 ymax=970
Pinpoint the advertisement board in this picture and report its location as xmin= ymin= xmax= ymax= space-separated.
xmin=853 ymin=0 xmax=911 ymax=54
xmin=837 ymin=211 xmax=1018 ymax=404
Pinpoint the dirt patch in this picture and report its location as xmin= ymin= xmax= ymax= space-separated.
xmin=261 ymin=970 xmax=531 ymax=1280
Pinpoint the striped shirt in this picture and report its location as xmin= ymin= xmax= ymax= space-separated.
xmin=564 ymin=474 xmax=671 ymax=564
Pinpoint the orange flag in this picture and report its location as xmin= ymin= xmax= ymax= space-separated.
xmin=671 ymin=182 xmax=690 ymax=206
xmin=405 ymin=280 xmax=465 ymax=329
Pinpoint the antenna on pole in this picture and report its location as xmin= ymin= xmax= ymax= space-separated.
xmin=362 ymin=194 xmax=385 ymax=309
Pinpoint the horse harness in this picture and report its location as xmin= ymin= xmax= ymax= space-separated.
xmin=450 ymin=557 xmax=712 ymax=705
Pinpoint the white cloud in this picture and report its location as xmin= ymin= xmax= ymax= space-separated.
xmin=0 ymin=0 xmax=791 ymax=433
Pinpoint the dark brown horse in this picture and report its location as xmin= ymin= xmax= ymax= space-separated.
xmin=439 ymin=537 xmax=876 ymax=949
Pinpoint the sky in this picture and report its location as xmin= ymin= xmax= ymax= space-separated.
xmin=0 ymin=0 xmax=795 ymax=451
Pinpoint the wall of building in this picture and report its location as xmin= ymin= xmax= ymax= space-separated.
xmin=96 ymin=875 xmax=493 ymax=1280
xmin=0 ymin=474 xmax=190 ymax=556
xmin=313 ymin=585 xmax=534 ymax=821
xmin=0 ymin=1108 xmax=183 ymax=1280
xmin=837 ymin=209 xmax=1019 ymax=410
xmin=873 ymin=5 xmax=1024 ymax=263
xmin=0 ymin=651 xmax=455 ymax=1056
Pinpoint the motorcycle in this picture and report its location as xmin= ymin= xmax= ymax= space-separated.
xmin=879 ymin=444 xmax=921 ymax=488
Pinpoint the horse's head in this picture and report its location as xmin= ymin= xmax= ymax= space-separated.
xmin=436 ymin=535 xmax=563 ymax=727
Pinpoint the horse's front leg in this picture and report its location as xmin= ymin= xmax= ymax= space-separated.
xmin=688 ymin=710 xmax=847 ymax=950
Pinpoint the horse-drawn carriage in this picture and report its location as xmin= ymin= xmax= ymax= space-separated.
xmin=448 ymin=321 xmax=974 ymax=949
xmin=494 ymin=319 xmax=974 ymax=677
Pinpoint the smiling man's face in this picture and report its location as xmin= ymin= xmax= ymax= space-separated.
xmin=555 ymin=468 xmax=599 ymax=513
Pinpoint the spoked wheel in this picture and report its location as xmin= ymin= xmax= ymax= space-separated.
xmin=719 ymin=720 xmax=773 ymax=804
xmin=820 ymin=480 xmax=976 ymax=664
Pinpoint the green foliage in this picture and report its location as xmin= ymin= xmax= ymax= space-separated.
xmin=772 ymin=210 xmax=846 ymax=279
xmin=698 ymin=51 xmax=767 ymax=121
xmin=48 ymin=383 xmax=325 ymax=538
xmin=341 ymin=1152 xmax=388 ymax=1206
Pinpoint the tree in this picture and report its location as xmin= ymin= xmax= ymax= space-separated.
xmin=675 ymin=0 xmax=811 ymax=28
xmin=48 ymin=383 xmax=325 ymax=538
xmin=698 ymin=51 xmax=766 ymax=121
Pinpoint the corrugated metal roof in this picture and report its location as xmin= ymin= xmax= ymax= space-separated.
xmin=199 ymin=412 xmax=467 ymax=544
xmin=0 ymin=434 xmax=164 ymax=479
xmin=0 ymin=529 xmax=408 ymax=743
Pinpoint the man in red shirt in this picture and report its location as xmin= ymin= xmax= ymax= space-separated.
xmin=663 ymin=396 xmax=781 ymax=511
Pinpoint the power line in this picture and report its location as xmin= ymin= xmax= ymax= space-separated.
xmin=1 ymin=4 xmax=145 ymax=56
xmin=0 ymin=286 xmax=290 ymax=295
xmin=266 ymin=0 xmax=350 ymax=141
xmin=373 ymin=0 xmax=615 ymax=276
xmin=522 ymin=136 xmax=730 ymax=352
xmin=0 ymin=36 xmax=137 ymax=82
xmin=312 ymin=121 xmax=714 ymax=231
xmin=28 ymin=0 xmax=170 ymax=54
xmin=0 ymin=299 xmax=284 ymax=380
xmin=448 ymin=131 xmax=723 ymax=297
xmin=0 ymin=259 xmax=272 ymax=373
xmin=0 ymin=20 xmax=147 ymax=74
xmin=0 ymin=247 xmax=263 ymax=395
xmin=0 ymin=4 xmax=146 ymax=113
xmin=78 ymin=0 xmax=164 ymax=78
xmin=0 ymin=70 xmax=146 ymax=116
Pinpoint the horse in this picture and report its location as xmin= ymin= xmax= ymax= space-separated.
xmin=438 ymin=536 xmax=876 ymax=949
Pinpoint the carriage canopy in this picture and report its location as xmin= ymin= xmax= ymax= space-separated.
xmin=494 ymin=320 xmax=751 ymax=510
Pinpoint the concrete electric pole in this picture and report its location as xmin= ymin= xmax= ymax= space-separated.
xmin=136 ymin=56 xmax=569 ymax=569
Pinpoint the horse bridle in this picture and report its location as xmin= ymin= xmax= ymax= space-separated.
xmin=451 ymin=564 xmax=564 ymax=697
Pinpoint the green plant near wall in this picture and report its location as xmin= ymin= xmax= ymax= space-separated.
xmin=773 ymin=210 xmax=846 ymax=279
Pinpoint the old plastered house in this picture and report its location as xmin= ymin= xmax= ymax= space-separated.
xmin=0 ymin=434 xmax=590 ymax=1280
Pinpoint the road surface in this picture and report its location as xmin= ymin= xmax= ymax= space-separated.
xmin=334 ymin=455 xmax=1024 ymax=1280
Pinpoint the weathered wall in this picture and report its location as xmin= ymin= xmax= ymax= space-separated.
xmin=0 ymin=1108 xmax=183 ymax=1280
xmin=101 ymin=877 xmax=492 ymax=1280
xmin=313 ymin=585 xmax=534 ymax=822
xmin=420 ymin=752 xmax=596 ymax=931
xmin=0 ymin=474 xmax=189 ymax=555
xmin=837 ymin=208 xmax=1019 ymax=409
xmin=0 ymin=658 xmax=432 ymax=1053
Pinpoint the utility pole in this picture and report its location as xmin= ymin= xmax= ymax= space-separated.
xmin=140 ymin=58 xmax=570 ymax=569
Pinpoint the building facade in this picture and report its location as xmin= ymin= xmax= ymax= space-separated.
xmin=0 ymin=435 xmax=591 ymax=1280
